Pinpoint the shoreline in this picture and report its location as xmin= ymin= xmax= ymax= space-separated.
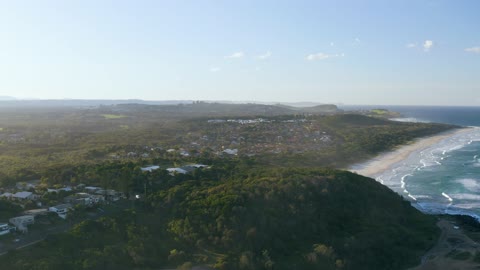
xmin=350 ymin=127 xmax=475 ymax=178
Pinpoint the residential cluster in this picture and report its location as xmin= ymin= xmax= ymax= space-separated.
xmin=0 ymin=180 xmax=125 ymax=234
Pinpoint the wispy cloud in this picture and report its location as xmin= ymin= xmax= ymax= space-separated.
xmin=306 ymin=52 xmax=344 ymax=61
xmin=423 ymin=40 xmax=434 ymax=52
xmin=225 ymin=51 xmax=245 ymax=59
xmin=465 ymin=46 xmax=480 ymax=54
xmin=209 ymin=67 xmax=221 ymax=72
xmin=406 ymin=43 xmax=417 ymax=48
xmin=257 ymin=51 xmax=272 ymax=60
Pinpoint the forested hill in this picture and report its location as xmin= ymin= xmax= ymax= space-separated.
xmin=1 ymin=168 xmax=439 ymax=270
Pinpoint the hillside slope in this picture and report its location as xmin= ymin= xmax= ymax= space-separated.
xmin=1 ymin=168 xmax=439 ymax=270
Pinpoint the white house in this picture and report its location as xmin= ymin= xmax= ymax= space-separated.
xmin=23 ymin=209 xmax=49 ymax=216
xmin=223 ymin=148 xmax=238 ymax=155
xmin=9 ymin=215 xmax=34 ymax=233
xmin=84 ymin=186 xmax=101 ymax=193
xmin=141 ymin=165 xmax=160 ymax=172
xmin=0 ymin=223 xmax=10 ymax=235
xmin=166 ymin=168 xmax=188 ymax=175
xmin=48 ymin=204 xmax=72 ymax=219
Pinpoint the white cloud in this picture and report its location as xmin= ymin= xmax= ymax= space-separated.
xmin=225 ymin=51 xmax=245 ymax=59
xmin=209 ymin=67 xmax=221 ymax=72
xmin=306 ymin=52 xmax=344 ymax=61
xmin=406 ymin=43 xmax=417 ymax=48
xmin=465 ymin=46 xmax=480 ymax=54
xmin=257 ymin=51 xmax=272 ymax=60
xmin=423 ymin=40 xmax=434 ymax=52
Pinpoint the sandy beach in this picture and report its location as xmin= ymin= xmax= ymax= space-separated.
xmin=351 ymin=127 xmax=474 ymax=178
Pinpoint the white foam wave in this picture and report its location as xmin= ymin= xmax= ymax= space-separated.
xmin=400 ymin=174 xmax=412 ymax=189
xmin=455 ymin=179 xmax=480 ymax=192
xmin=442 ymin=192 xmax=453 ymax=202
xmin=450 ymin=193 xmax=480 ymax=201
xmin=407 ymin=194 xmax=417 ymax=201
xmin=411 ymin=195 xmax=431 ymax=199
xmin=375 ymin=176 xmax=384 ymax=184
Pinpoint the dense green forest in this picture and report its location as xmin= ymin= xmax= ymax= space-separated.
xmin=1 ymin=168 xmax=439 ymax=270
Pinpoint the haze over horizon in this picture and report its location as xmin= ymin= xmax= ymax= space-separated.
xmin=1 ymin=0 xmax=479 ymax=106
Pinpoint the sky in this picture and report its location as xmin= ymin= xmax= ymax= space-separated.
xmin=0 ymin=0 xmax=479 ymax=105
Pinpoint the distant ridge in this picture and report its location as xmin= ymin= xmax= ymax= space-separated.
xmin=0 ymin=96 xmax=16 ymax=101
xmin=0 ymin=99 xmax=340 ymax=114
xmin=0 ymin=99 xmax=195 ymax=108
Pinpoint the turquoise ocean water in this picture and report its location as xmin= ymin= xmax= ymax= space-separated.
xmin=343 ymin=106 xmax=480 ymax=218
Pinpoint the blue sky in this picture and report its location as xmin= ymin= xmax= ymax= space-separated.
xmin=0 ymin=0 xmax=479 ymax=105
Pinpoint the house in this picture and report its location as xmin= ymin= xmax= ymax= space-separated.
xmin=12 ymin=191 xmax=36 ymax=201
xmin=223 ymin=148 xmax=238 ymax=155
xmin=84 ymin=186 xmax=101 ymax=193
xmin=166 ymin=168 xmax=188 ymax=175
xmin=64 ymin=193 xmax=105 ymax=206
xmin=15 ymin=180 xmax=40 ymax=191
xmin=89 ymin=194 xmax=105 ymax=204
xmin=0 ymin=192 xmax=13 ymax=199
xmin=187 ymin=164 xmax=209 ymax=169
xmin=64 ymin=193 xmax=93 ymax=206
xmin=141 ymin=165 xmax=160 ymax=172
xmin=94 ymin=190 xmax=122 ymax=201
xmin=47 ymin=187 xmax=72 ymax=193
xmin=48 ymin=204 xmax=72 ymax=219
xmin=23 ymin=209 xmax=49 ymax=216
xmin=179 ymin=150 xmax=190 ymax=157
xmin=0 ymin=223 xmax=10 ymax=235
xmin=9 ymin=215 xmax=34 ymax=233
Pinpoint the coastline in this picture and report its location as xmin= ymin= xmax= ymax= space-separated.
xmin=350 ymin=127 xmax=474 ymax=178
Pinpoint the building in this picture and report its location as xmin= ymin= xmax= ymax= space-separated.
xmin=141 ymin=165 xmax=160 ymax=172
xmin=94 ymin=189 xmax=123 ymax=201
xmin=23 ymin=209 xmax=49 ymax=216
xmin=48 ymin=204 xmax=72 ymax=219
xmin=84 ymin=186 xmax=101 ymax=193
xmin=0 ymin=223 xmax=11 ymax=235
xmin=223 ymin=148 xmax=238 ymax=155
xmin=64 ymin=193 xmax=105 ymax=206
xmin=9 ymin=215 xmax=34 ymax=233
xmin=12 ymin=191 xmax=36 ymax=201
xmin=0 ymin=192 xmax=13 ymax=199
xmin=64 ymin=193 xmax=92 ymax=206
xmin=166 ymin=167 xmax=188 ymax=175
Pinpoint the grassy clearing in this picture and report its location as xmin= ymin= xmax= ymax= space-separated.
xmin=101 ymin=114 xmax=127 ymax=119
xmin=371 ymin=109 xmax=388 ymax=115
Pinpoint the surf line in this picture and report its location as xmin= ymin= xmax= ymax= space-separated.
xmin=441 ymin=192 xmax=453 ymax=202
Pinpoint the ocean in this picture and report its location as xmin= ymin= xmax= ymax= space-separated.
xmin=342 ymin=105 xmax=480 ymax=219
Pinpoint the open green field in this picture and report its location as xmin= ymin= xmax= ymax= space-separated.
xmin=101 ymin=114 xmax=127 ymax=119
